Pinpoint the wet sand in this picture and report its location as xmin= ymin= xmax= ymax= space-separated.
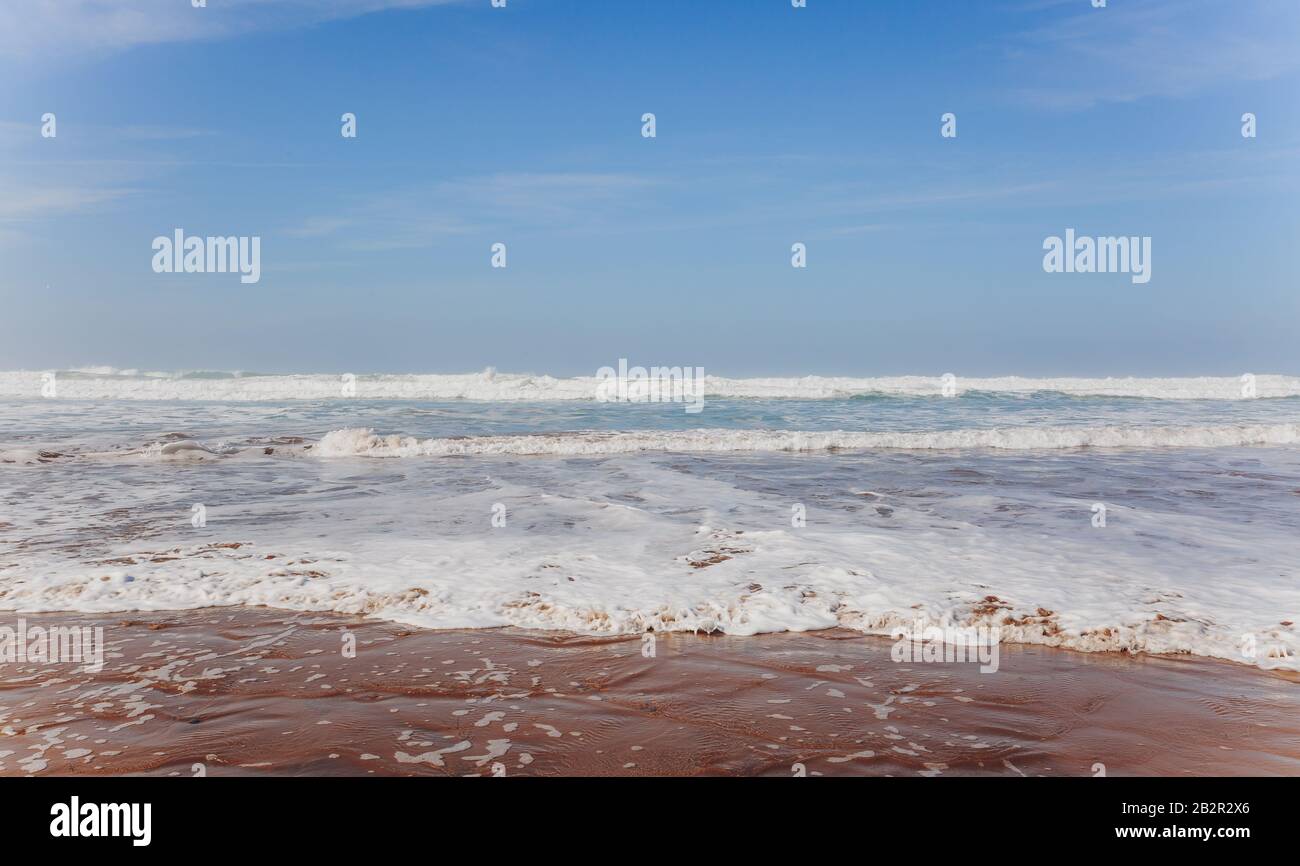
xmin=1 ymin=607 xmax=1297 ymax=776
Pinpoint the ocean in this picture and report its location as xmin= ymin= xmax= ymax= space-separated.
xmin=2 ymin=368 xmax=1297 ymax=671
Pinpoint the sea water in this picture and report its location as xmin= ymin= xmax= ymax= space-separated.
xmin=1 ymin=369 xmax=1297 ymax=670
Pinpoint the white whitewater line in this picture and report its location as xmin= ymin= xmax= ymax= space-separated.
xmin=3 ymin=537 xmax=1295 ymax=672
xmin=8 ymin=423 xmax=1293 ymax=465
xmin=3 ymin=370 xmax=1299 ymax=401
xmin=313 ymin=423 xmax=1300 ymax=457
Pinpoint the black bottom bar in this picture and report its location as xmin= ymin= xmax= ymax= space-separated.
xmin=4 ymin=776 xmax=1288 ymax=852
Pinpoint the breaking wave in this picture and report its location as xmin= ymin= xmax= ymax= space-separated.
xmin=3 ymin=369 xmax=1299 ymax=401
xmin=313 ymin=423 xmax=1300 ymax=457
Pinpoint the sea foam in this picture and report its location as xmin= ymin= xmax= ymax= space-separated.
xmin=313 ymin=423 xmax=1300 ymax=457
xmin=3 ymin=369 xmax=1299 ymax=401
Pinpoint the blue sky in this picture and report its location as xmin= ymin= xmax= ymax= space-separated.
xmin=1 ymin=0 xmax=1297 ymax=376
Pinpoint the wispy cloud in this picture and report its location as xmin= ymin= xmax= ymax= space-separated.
xmin=0 ymin=120 xmax=215 ymax=148
xmin=0 ymin=0 xmax=467 ymax=61
xmin=287 ymin=171 xmax=658 ymax=250
xmin=1003 ymin=0 xmax=1300 ymax=109
xmin=0 ymin=120 xmax=153 ymax=243
xmin=284 ymin=215 xmax=357 ymax=239
xmin=829 ymin=223 xmax=894 ymax=236
xmin=0 ymin=184 xmax=135 ymax=221
xmin=115 ymin=125 xmax=214 ymax=141
xmin=0 ymin=182 xmax=136 ymax=251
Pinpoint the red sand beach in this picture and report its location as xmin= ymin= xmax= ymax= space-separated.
xmin=1 ymin=608 xmax=1296 ymax=777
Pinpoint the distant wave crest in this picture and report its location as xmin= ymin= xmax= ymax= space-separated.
xmin=3 ymin=369 xmax=1299 ymax=401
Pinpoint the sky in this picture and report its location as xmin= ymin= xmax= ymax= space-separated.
xmin=0 ymin=0 xmax=1297 ymax=377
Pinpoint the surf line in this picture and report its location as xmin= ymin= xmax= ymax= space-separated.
xmin=595 ymin=358 xmax=706 ymax=414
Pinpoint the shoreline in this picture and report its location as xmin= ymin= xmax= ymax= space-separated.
xmin=1 ymin=606 xmax=1296 ymax=777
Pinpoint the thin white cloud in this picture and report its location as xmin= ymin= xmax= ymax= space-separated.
xmin=829 ymin=223 xmax=893 ymax=236
xmin=285 ymin=215 xmax=357 ymax=238
xmin=0 ymin=120 xmax=214 ymax=146
xmin=286 ymin=171 xmax=657 ymax=249
xmin=0 ymin=0 xmax=467 ymax=61
xmin=1004 ymin=0 xmax=1300 ymax=109
xmin=0 ymin=184 xmax=135 ymax=220
xmin=115 ymin=125 xmax=214 ymax=141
